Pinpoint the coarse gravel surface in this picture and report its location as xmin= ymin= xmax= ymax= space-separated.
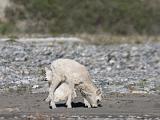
xmin=0 ymin=38 xmax=160 ymax=119
xmin=0 ymin=38 xmax=160 ymax=95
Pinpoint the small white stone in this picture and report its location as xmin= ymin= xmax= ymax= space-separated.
xmin=32 ymin=85 xmax=39 ymax=89
xmin=107 ymin=66 xmax=112 ymax=71
xmin=131 ymin=90 xmax=148 ymax=94
xmin=109 ymin=59 xmax=116 ymax=64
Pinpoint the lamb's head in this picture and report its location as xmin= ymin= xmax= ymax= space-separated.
xmin=81 ymin=88 xmax=102 ymax=108
xmin=45 ymin=67 xmax=53 ymax=86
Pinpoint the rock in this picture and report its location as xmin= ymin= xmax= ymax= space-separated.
xmin=106 ymin=66 xmax=112 ymax=71
xmin=131 ymin=90 xmax=148 ymax=94
xmin=32 ymin=85 xmax=39 ymax=89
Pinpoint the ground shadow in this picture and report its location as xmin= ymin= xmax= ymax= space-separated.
xmin=55 ymin=102 xmax=86 ymax=108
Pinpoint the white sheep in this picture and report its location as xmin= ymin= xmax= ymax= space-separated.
xmin=45 ymin=59 xmax=102 ymax=109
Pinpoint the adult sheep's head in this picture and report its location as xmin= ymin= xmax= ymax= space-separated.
xmin=81 ymin=88 xmax=102 ymax=108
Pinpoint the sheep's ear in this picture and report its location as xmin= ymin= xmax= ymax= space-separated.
xmin=96 ymin=88 xmax=102 ymax=95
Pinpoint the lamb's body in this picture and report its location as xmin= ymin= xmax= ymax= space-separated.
xmin=54 ymin=83 xmax=77 ymax=102
xmin=45 ymin=59 xmax=102 ymax=108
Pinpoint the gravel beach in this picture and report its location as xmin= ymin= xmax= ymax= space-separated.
xmin=0 ymin=38 xmax=160 ymax=119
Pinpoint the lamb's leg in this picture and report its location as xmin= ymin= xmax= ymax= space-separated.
xmin=84 ymin=98 xmax=91 ymax=108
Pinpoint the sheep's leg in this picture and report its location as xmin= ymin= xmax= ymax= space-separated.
xmin=66 ymin=83 xmax=74 ymax=108
xmin=46 ymin=80 xmax=60 ymax=109
xmin=45 ymin=83 xmax=54 ymax=102
xmin=84 ymin=98 xmax=91 ymax=108
xmin=66 ymin=93 xmax=72 ymax=108
xmin=45 ymin=82 xmax=52 ymax=102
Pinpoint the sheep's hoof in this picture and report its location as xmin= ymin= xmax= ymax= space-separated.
xmin=87 ymin=105 xmax=91 ymax=108
xmin=49 ymin=105 xmax=56 ymax=109
xmin=85 ymin=104 xmax=91 ymax=108
xmin=66 ymin=105 xmax=72 ymax=108
xmin=49 ymin=101 xmax=56 ymax=109
xmin=92 ymin=106 xmax=98 ymax=108
xmin=91 ymin=105 xmax=98 ymax=108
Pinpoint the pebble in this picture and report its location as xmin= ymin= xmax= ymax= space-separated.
xmin=32 ymin=85 xmax=39 ymax=89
